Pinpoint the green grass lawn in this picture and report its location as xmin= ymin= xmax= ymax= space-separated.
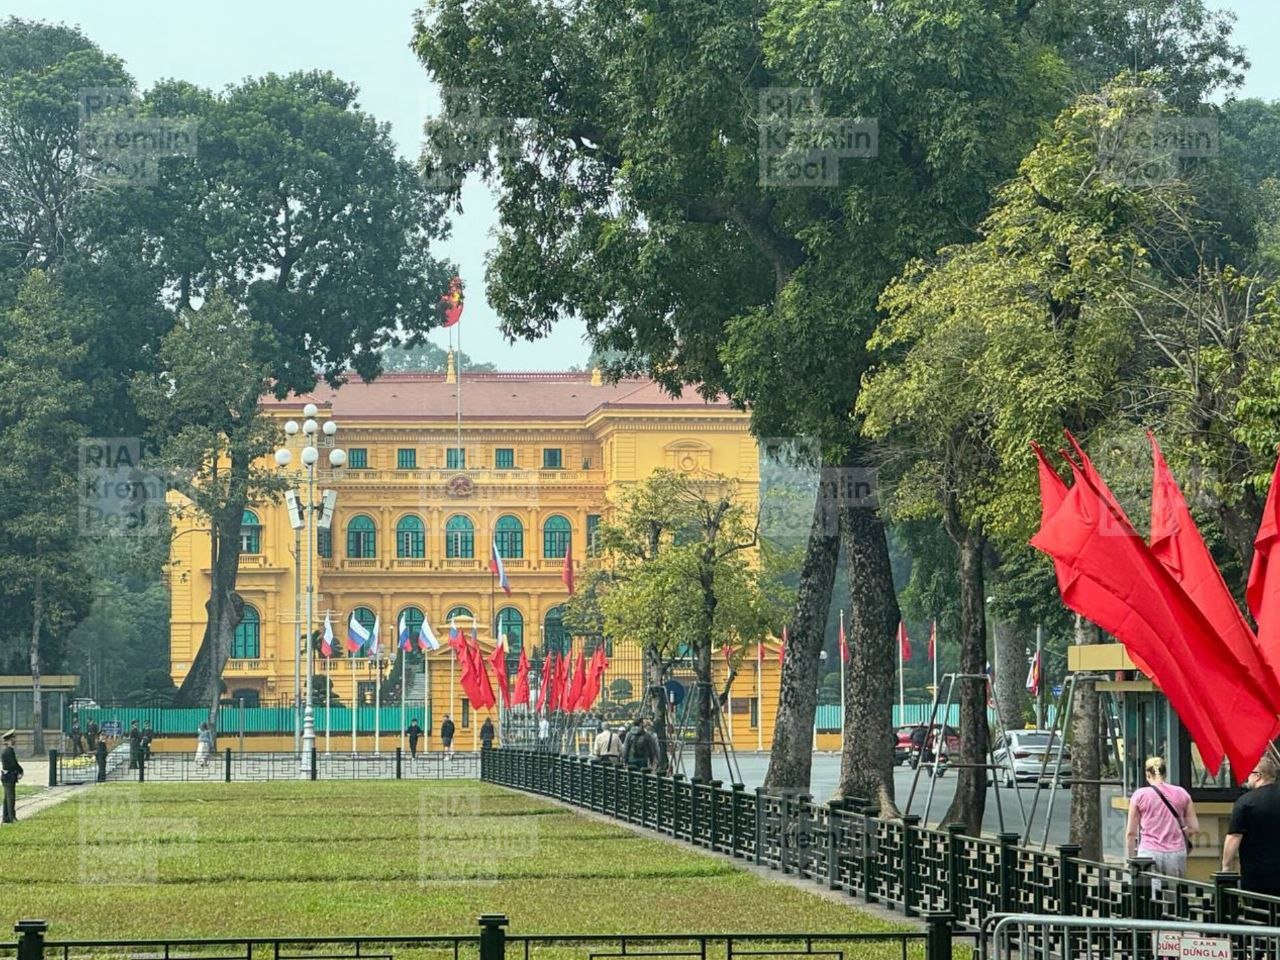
xmin=0 ymin=781 xmax=914 ymax=945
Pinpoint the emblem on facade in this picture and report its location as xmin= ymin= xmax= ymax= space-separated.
xmin=446 ymin=474 xmax=474 ymax=498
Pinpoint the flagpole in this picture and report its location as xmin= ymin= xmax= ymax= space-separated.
xmin=839 ymin=610 xmax=846 ymax=753
xmin=325 ymin=649 xmax=331 ymax=755
xmin=1035 ymin=622 xmax=1044 ymax=729
xmin=932 ymin=618 xmax=938 ymax=707
xmin=375 ymin=643 xmax=382 ymax=756
xmin=747 ymin=650 xmax=757 ymax=757
xmin=898 ymin=622 xmax=905 ymax=726
xmin=401 ymin=645 xmax=407 ymax=755
xmin=350 ymin=651 xmax=357 ymax=754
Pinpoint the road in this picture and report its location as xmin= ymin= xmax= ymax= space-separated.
xmin=679 ymin=750 xmax=1125 ymax=849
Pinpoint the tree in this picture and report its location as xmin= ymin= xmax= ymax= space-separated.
xmin=381 ymin=341 xmax=496 ymax=373
xmin=131 ymin=292 xmax=284 ymax=724
xmin=590 ymin=471 xmax=786 ymax=779
xmin=124 ymin=71 xmax=450 ymax=719
xmin=0 ymin=271 xmax=92 ymax=753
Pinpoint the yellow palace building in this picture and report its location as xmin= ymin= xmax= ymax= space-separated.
xmin=168 ymin=363 xmax=784 ymax=750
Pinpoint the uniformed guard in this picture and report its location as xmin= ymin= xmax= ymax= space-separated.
xmin=1 ymin=729 xmax=23 ymax=823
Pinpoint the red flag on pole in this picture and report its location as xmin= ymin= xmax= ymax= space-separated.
xmin=927 ymin=621 xmax=936 ymax=661
xmin=513 ymin=647 xmax=531 ymax=706
xmin=1032 ymin=443 xmax=1279 ymax=779
xmin=1150 ymin=434 xmax=1280 ymax=702
xmin=562 ymin=537 xmax=575 ymax=595
xmin=897 ymin=621 xmax=912 ymax=663
xmin=838 ymin=614 xmax=849 ymax=663
xmin=488 ymin=636 xmax=511 ymax=707
xmin=552 ymin=651 xmax=568 ymax=712
xmin=438 ymin=275 xmax=463 ymax=328
xmin=1246 ymin=454 xmax=1280 ymax=695
xmin=579 ymin=643 xmax=609 ymax=711
xmin=537 ymin=652 xmax=554 ymax=712
xmin=565 ymin=651 xmax=587 ymax=712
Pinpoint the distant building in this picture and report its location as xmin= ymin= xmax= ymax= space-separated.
xmin=168 ymin=364 xmax=782 ymax=748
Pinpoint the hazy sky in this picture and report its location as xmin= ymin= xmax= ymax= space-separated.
xmin=8 ymin=1 xmax=1278 ymax=368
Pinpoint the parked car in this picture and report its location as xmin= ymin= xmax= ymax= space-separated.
xmin=991 ymin=729 xmax=1072 ymax=786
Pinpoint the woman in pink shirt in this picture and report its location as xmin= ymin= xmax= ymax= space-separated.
xmin=1126 ymin=756 xmax=1199 ymax=884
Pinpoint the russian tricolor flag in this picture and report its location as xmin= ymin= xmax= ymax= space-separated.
xmin=399 ymin=612 xmax=414 ymax=652
xmin=346 ymin=612 xmax=370 ymax=654
xmin=490 ymin=540 xmax=511 ymax=595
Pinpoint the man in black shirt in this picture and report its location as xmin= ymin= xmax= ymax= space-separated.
xmin=1223 ymin=755 xmax=1280 ymax=895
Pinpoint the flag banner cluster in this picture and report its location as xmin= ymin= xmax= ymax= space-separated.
xmin=1031 ymin=431 xmax=1280 ymax=781
xmin=532 ymin=644 xmax=608 ymax=715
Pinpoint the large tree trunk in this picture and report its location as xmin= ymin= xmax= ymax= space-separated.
xmin=1069 ymin=615 xmax=1102 ymax=859
xmin=942 ymin=522 xmax=988 ymax=834
xmin=836 ymin=490 xmax=900 ymax=817
xmin=175 ymin=450 xmax=252 ymax=728
xmin=992 ymin=619 xmax=1030 ymax=730
xmin=764 ymin=464 xmax=842 ymax=791
xmin=644 ymin=646 xmax=670 ymax=774
xmin=694 ymin=644 xmax=714 ymax=782
xmin=30 ymin=567 xmax=44 ymax=757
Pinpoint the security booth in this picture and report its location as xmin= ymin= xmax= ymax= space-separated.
xmin=1069 ymin=643 xmax=1241 ymax=880
xmin=0 ymin=675 xmax=80 ymax=755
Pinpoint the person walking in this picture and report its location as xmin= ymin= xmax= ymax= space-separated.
xmin=406 ymin=719 xmax=423 ymax=759
xmin=1127 ymin=756 xmax=1198 ymax=888
xmin=1 ymin=730 xmax=22 ymax=824
xmin=480 ymin=717 xmax=495 ymax=750
xmin=95 ymin=732 xmax=108 ymax=782
xmin=440 ymin=714 xmax=455 ymax=760
xmin=592 ymin=723 xmax=623 ymax=764
xmin=1223 ymin=754 xmax=1280 ymax=895
xmin=195 ymin=722 xmax=213 ymax=767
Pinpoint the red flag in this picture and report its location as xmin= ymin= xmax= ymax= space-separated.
xmin=513 ymin=647 xmax=531 ymax=706
xmin=565 ymin=651 xmax=587 ymax=712
xmin=927 ymin=621 xmax=936 ymax=661
xmin=1032 ymin=448 xmax=1279 ymax=779
xmin=438 ymin=275 xmax=463 ymax=328
xmin=553 ymin=651 xmax=570 ymax=712
xmin=897 ymin=621 xmax=911 ymax=663
xmin=537 ymin=652 xmax=554 ymax=712
xmin=722 ymin=643 xmax=733 ymax=663
xmin=778 ymin=625 xmax=787 ymax=665
xmin=1247 ymin=455 xmax=1280 ymax=693
xmin=466 ymin=630 xmax=495 ymax=709
xmin=1150 ymin=435 xmax=1280 ymax=702
xmin=562 ymin=537 xmax=575 ymax=595
xmin=581 ymin=643 xmax=609 ymax=711
xmin=757 ymin=637 xmax=764 ymax=663
xmin=488 ymin=637 xmax=511 ymax=707
xmin=838 ymin=612 xmax=849 ymax=663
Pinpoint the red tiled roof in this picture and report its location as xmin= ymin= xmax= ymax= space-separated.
xmin=262 ymin=372 xmax=738 ymax=420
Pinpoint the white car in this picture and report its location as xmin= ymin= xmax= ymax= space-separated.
xmin=992 ymin=730 xmax=1071 ymax=786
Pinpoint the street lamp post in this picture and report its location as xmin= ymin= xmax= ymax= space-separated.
xmin=276 ymin=403 xmax=345 ymax=769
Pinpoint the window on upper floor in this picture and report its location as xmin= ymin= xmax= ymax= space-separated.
xmin=347 ymin=515 xmax=377 ymax=558
xmin=396 ymin=515 xmax=425 ymax=558
xmin=447 ymin=447 xmax=466 ymax=469
xmin=348 ymin=448 xmax=368 ymax=469
xmin=495 ymin=448 xmax=515 ymax=469
xmin=239 ymin=509 xmax=262 ymax=554
xmin=494 ymin=514 xmax=524 ymax=559
xmin=543 ymin=514 xmax=571 ymax=559
xmin=586 ymin=514 xmax=601 ymax=557
xmin=232 ymin=605 xmax=261 ymax=659
xmin=542 ymin=447 xmax=562 ymax=469
xmin=397 ymin=448 xmax=417 ymax=469
xmin=446 ymin=515 xmax=474 ymax=558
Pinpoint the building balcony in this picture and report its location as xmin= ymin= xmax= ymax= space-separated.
xmin=343 ymin=558 xmax=381 ymax=570
xmin=314 ymin=467 xmax=607 ymax=486
xmin=225 ymin=659 xmax=269 ymax=674
xmin=391 ymin=558 xmax=430 ymax=570
xmin=442 ymin=558 xmax=480 ymax=570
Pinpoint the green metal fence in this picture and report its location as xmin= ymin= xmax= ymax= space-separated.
xmin=72 ymin=705 xmax=430 ymax=736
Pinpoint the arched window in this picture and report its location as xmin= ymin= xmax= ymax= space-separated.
xmin=233 ymin=605 xmax=261 ymax=659
xmin=544 ymin=605 xmax=570 ymax=655
xmin=543 ymin=515 xmax=571 ymax=559
xmin=494 ymin=514 xmax=524 ymax=559
xmin=399 ymin=606 xmax=424 ymax=647
xmin=396 ymin=515 xmax=425 ymax=558
xmin=240 ymin=509 xmax=262 ymax=554
xmin=445 ymin=605 xmax=474 ymax=624
xmin=496 ymin=607 xmax=524 ymax=656
xmin=446 ymin=515 xmax=474 ymax=558
xmin=347 ymin=515 xmax=377 ymax=558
